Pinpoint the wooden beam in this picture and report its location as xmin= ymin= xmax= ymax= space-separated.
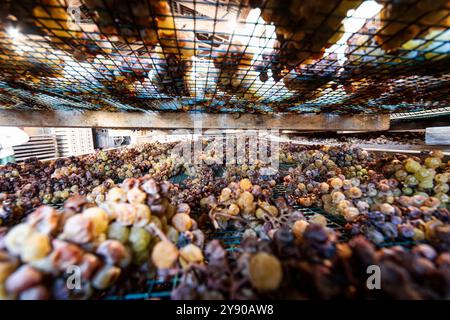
xmin=0 ymin=109 xmax=390 ymax=130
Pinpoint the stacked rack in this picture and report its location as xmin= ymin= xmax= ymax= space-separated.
xmin=0 ymin=0 xmax=448 ymax=116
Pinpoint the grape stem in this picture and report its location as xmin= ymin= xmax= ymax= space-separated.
xmin=208 ymin=207 xmax=245 ymax=230
xmin=145 ymin=222 xmax=171 ymax=243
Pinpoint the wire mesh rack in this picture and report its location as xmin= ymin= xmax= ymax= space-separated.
xmin=104 ymin=174 xmax=422 ymax=300
xmin=0 ymin=0 xmax=448 ymax=115
xmin=104 ymin=273 xmax=181 ymax=300
xmin=272 ymin=182 xmax=422 ymax=247
xmin=104 ymin=227 xmax=244 ymax=300
xmin=272 ymin=183 xmax=350 ymax=240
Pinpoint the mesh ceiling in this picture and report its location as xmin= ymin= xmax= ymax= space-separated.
xmin=0 ymin=0 xmax=449 ymax=115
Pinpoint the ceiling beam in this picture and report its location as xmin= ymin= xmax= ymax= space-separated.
xmin=390 ymin=115 xmax=450 ymax=131
xmin=0 ymin=109 xmax=389 ymax=131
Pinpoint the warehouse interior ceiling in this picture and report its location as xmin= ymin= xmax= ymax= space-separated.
xmin=0 ymin=0 xmax=449 ymax=115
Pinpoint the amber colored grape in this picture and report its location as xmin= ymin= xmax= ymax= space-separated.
xmin=134 ymin=204 xmax=151 ymax=227
xmin=172 ymin=213 xmax=192 ymax=232
xmin=21 ymin=233 xmax=51 ymax=263
xmin=248 ymin=252 xmax=283 ymax=291
xmin=4 ymin=224 xmax=34 ymax=256
xmin=179 ymin=244 xmax=204 ymax=268
xmin=239 ymin=178 xmax=253 ymax=191
xmin=330 ymin=178 xmax=343 ymax=189
xmin=228 ymin=204 xmax=240 ymax=216
xmin=83 ymin=207 xmax=109 ymax=236
xmin=292 ymin=220 xmax=309 ymax=238
xmin=151 ymin=241 xmax=179 ymax=269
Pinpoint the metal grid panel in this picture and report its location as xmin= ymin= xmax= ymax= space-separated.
xmin=104 ymin=229 xmax=243 ymax=300
xmin=273 ymin=182 xmax=422 ymax=247
xmin=104 ymin=176 xmax=420 ymax=300
xmin=0 ymin=0 xmax=448 ymax=115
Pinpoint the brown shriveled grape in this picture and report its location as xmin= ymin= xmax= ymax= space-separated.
xmin=26 ymin=206 xmax=60 ymax=235
xmin=78 ymin=253 xmax=101 ymax=280
xmin=96 ymin=240 xmax=128 ymax=266
xmin=44 ymin=240 xmax=84 ymax=272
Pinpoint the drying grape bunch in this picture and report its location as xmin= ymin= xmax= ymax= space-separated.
xmin=248 ymin=0 xmax=363 ymax=80
xmin=0 ymin=176 xmax=206 ymax=300
xmin=375 ymin=0 xmax=449 ymax=52
xmin=199 ymin=178 xmax=307 ymax=241
xmin=281 ymin=145 xmax=370 ymax=207
xmin=170 ymin=165 xmax=227 ymax=208
xmin=212 ymin=40 xmax=255 ymax=95
xmin=173 ymin=225 xmax=450 ymax=300
xmin=0 ymin=142 xmax=176 ymax=226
